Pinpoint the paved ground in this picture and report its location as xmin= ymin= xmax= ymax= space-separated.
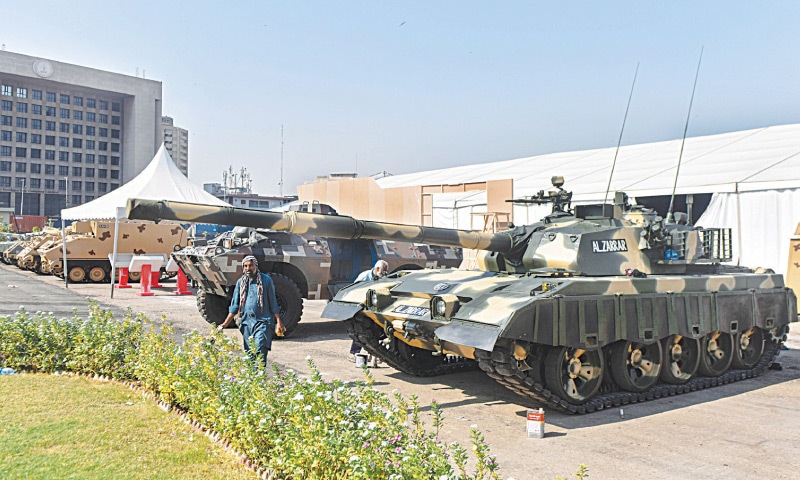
xmin=2 ymin=262 xmax=800 ymax=480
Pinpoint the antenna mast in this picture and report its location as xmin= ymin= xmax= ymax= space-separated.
xmin=667 ymin=47 xmax=704 ymax=223
xmin=603 ymin=62 xmax=640 ymax=205
xmin=279 ymin=125 xmax=284 ymax=198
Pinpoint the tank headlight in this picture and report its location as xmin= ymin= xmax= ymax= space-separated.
xmin=214 ymin=246 xmax=225 ymax=255
xmin=366 ymin=288 xmax=394 ymax=311
xmin=370 ymin=291 xmax=379 ymax=307
xmin=435 ymin=298 xmax=447 ymax=316
xmin=430 ymin=294 xmax=460 ymax=320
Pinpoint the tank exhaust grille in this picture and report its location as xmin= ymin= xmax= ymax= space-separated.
xmin=699 ymin=228 xmax=733 ymax=261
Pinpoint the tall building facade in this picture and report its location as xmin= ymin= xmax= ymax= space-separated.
xmin=0 ymin=50 xmax=162 ymax=216
xmin=161 ymin=115 xmax=188 ymax=177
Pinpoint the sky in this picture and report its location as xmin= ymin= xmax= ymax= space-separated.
xmin=3 ymin=1 xmax=800 ymax=196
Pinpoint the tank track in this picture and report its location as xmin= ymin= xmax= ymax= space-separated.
xmin=475 ymin=340 xmax=783 ymax=415
xmin=347 ymin=314 xmax=477 ymax=377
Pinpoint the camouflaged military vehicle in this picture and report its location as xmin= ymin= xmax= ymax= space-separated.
xmin=168 ymin=202 xmax=462 ymax=335
xmin=126 ymin=182 xmax=797 ymax=413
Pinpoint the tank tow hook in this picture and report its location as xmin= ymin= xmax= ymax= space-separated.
xmin=513 ymin=342 xmax=533 ymax=372
xmin=431 ymin=336 xmax=444 ymax=357
xmin=380 ymin=322 xmax=396 ymax=347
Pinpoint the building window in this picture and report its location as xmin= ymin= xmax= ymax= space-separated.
xmin=72 ymin=181 xmax=81 ymax=191
xmin=45 ymin=150 xmax=55 ymax=160
xmin=98 ymin=128 xmax=107 ymax=137
xmin=31 ymin=119 xmax=42 ymax=130
xmin=31 ymin=134 xmax=41 ymax=144
xmin=30 ymin=178 xmax=41 ymax=189
xmin=111 ymin=116 xmax=120 ymax=125
xmin=0 ymin=161 xmax=9 ymax=171
xmin=58 ymin=179 xmax=66 ymax=190
xmin=86 ymin=98 xmax=95 ymax=108
xmin=32 ymin=90 xmax=42 ymax=100
xmin=99 ymin=100 xmax=108 ymax=110
xmin=46 ymin=106 xmax=55 ymax=117
xmin=72 ymin=139 xmax=82 ymax=148
xmin=85 ymin=168 xmax=94 ymax=177
xmin=0 ymin=146 xmax=10 ymax=156
xmin=110 ymin=143 xmax=120 ymax=152
xmin=16 ymin=88 xmax=27 ymax=98
xmin=72 ymin=153 xmax=82 ymax=163
xmin=60 ymin=122 xmax=69 ymax=133
xmin=86 ymin=126 xmax=95 ymax=136
xmin=45 ymin=179 xmax=55 ymax=189
xmin=59 ymin=108 xmax=69 ymax=119
xmin=98 ymin=114 xmax=108 ymax=124
xmin=59 ymin=137 xmax=69 ymax=147
xmin=15 ymin=148 xmax=26 ymax=158
xmin=59 ymin=152 xmax=69 ymax=162
xmin=73 ymin=97 xmax=83 ymax=107
xmin=46 ymin=92 xmax=56 ymax=102
xmin=98 ymin=142 xmax=107 ymax=151
xmin=45 ymin=164 xmax=55 ymax=175
xmin=85 ymin=154 xmax=95 ymax=164
xmin=16 ymin=117 xmax=26 ymax=128
xmin=85 ymin=181 xmax=94 ymax=192
xmin=72 ymin=124 xmax=83 ymax=135
xmin=1 ymin=115 xmax=11 ymax=126
xmin=86 ymin=112 xmax=95 ymax=122
xmin=73 ymin=111 xmax=83 ymax=121
xmin=32 ymin=104 xmax=42 ymax=115
xmin=16 ymin=103 xmax=27 ymax=113
xmin=0 ymin=85 xmax=11 ymax=96
xmin=98 ymin=183 xmax=107 ymax=193
xmin=111 ymin=102 xmax=121 ymax=112
xmin=98 ymin=155 xmax=107 ymax=164
xmin=72 ymin=167 xmax=82 ymax=176
xmin=15 ymin=177 xmax=26 ymax=188
xmin=110 ymin=170 xmax=119 ymax=179
xmin=16 ymin=162 xmax=26 ymax=172
xmin=59 ymin=166 xmax=68 ymax=176
xmin=85 ymin=140 xmax=95 ymax=150
xmin=72 ymin=194 xmax=81 ymax=204
xmin=111 ymin=183 xmax=119 ymax=190
xmin=45 ymin=121 xmax=55 ymax=131
xmin=98 ymin=169 xmax=107 ymax=178
xmin=60 ymin=94 xmax=70 ymax=104
xmin=0 ymin=130 xmax=9 ymax=141
xmin=16 ymin=132 xmax=26 ymax=142
xmin=110 ymin=156 xmax=120 ymax=166
xmin=45 ymin=135 xmax=55 ymax=145
xmin=0 ymin=100 xmax=10 ymax=111
xmin=0 ymin=176 xmax=10 ymax=187
xmin=111 ymin=129 xmax=121 ymax=139
xmin=30 ymin=163 xmax=41 ymax=173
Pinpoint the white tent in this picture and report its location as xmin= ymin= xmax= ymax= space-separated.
xmin=59 ymin=144 xmax=230 ymax=293
xmin=377 ymin=123 xmax=800 ymax=275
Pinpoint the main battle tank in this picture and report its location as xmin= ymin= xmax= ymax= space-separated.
xmin=126 ymin=179 xmax=797 ymax=413
xmin=138 ymin=202 xmax=462 ymax=335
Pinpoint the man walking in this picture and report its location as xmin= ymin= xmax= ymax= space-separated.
xmin=348 ymin=260 xmax=389 ymax=362
xmin=219 ymin=255 xmax=285 ymax=365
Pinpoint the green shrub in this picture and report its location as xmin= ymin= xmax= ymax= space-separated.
xmin=0 ymin=303 xmax=503 ymax=479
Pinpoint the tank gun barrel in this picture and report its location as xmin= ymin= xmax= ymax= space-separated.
xmin=126 ymin=199 xmax=513 ymax=253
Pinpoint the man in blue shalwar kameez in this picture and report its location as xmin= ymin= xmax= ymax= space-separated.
xmin=219 ymin=255 xmax=285 ymax=365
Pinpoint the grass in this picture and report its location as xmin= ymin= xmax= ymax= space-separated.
xmin=0 ymin=373 xmax=254 ymax=480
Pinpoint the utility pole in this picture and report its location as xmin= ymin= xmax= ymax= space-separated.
xmin=19 ymin=178 xmax=25 ymax=215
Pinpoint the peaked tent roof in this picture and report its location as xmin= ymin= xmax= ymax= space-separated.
xmin=61 ymin=144 xmax=230 ymax=220
xmin=375 ymin=123 xmax=800 ymax=201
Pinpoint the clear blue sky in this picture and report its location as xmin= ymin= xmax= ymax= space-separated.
xmin=4 ymin=1 xmax=800 ymax=195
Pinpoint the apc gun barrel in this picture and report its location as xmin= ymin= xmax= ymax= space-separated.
xmin=126 ymin=199 xmax=513 ymax=253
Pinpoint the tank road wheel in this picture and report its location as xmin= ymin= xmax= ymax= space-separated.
xmin=88 ymin=266 xmax=108 ymax=283
xmin=544 ymin=347 xmax=604 ymax=405
xmin=128 ymin=271 xmax=141 ymax=282
xmin=68 ymin=266 xmax=86 ymax=283
xmin=660 ymin=335 xmax=700 ymax=384
xmin=271 ymin=273 xmax=303 ymax=336
xmin=698 ymin=330 xmax=734 ymax=377
xmin=610 ymin=340 xmax=663 ymax=393
xmin=731 ymin=327 xmax=765 ymax=370
xmin=197 ymin=291 xmax=232 ymax=327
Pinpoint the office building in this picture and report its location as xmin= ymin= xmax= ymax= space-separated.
xmin=0 ymin=50 xmax=162 ymax=216
xmin=162 ymin=115 xmax=188 ymax=177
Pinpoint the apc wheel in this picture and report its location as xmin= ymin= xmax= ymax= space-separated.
xmin=68 ymin=266 xmax=87 ymax=283
xmin=197 ymin=290 xmax=231 ymax=327
xmin=128 ymin=271 xmax=141 ymax=282
xmin=731 ymin=327 xmax=765 ymax=370
xmin=88 ymin=266 xmax=108 ymax=283
xmin=660 ymin=334 xmax=700 ymax=384
xmin=610 ymin=340 xmax=663 ymax=393
xmin=544 ymin=347 xmax=604 ymax=405
xmin=698 ymin=330 xmax=734 ymax=377
xmin=271 ymin=273 xmax=303 ymax=336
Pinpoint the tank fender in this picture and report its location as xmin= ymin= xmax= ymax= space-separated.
xmin=321 ymin=301 xmax=363 ymax=321
xmin=435 ymin=321 xmax=502 ymax=352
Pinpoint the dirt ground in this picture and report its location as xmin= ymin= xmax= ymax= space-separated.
xmin=2 ymin=262 xmax=799 ymax=480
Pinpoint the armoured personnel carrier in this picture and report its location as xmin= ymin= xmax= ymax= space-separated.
xmin=126 ymin=182 xmax=797 ymax=413
xmin=168 ymin=202 xmax=462 ymax=335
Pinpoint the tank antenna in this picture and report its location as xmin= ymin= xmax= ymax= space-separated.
xmin=603 ymin=62 xmax=639 ymax=206
xmin=666 ymin=47 xmax=703 ymax=223
xmin=279 ymin=125 xmax=284 ymax=198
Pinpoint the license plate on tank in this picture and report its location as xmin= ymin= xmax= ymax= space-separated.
xmin=392 ymin=305 xmax=430 ymax=317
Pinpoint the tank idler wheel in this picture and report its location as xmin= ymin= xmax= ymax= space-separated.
xmin=544 ymin=347 xmax=604 ymax=405
xmin=89 ymin=266 xmax=108 ymax=283
xmin=660 ymin=334 xmax=700 ymax=384
xmin=68 ymin=266 xmax=87 ymax=283
xmin=610 ymin=340 xmax=663 ymax=393
xmin=698 ymin=330 xmax=734 ymax=377
xmin=731 ymin=327 xmax=765 ymax=370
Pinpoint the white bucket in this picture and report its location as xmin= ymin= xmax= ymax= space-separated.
xmin=355 ymin=353 xmax=368 ymax=367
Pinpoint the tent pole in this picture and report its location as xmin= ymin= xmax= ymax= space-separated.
xmin=110 ymin=214 xmax=120 ymax=298
xmin=61 ymin=217 xmax=67 ymax=289
xmin=735 ymin=183 xmax=743 ymax=266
